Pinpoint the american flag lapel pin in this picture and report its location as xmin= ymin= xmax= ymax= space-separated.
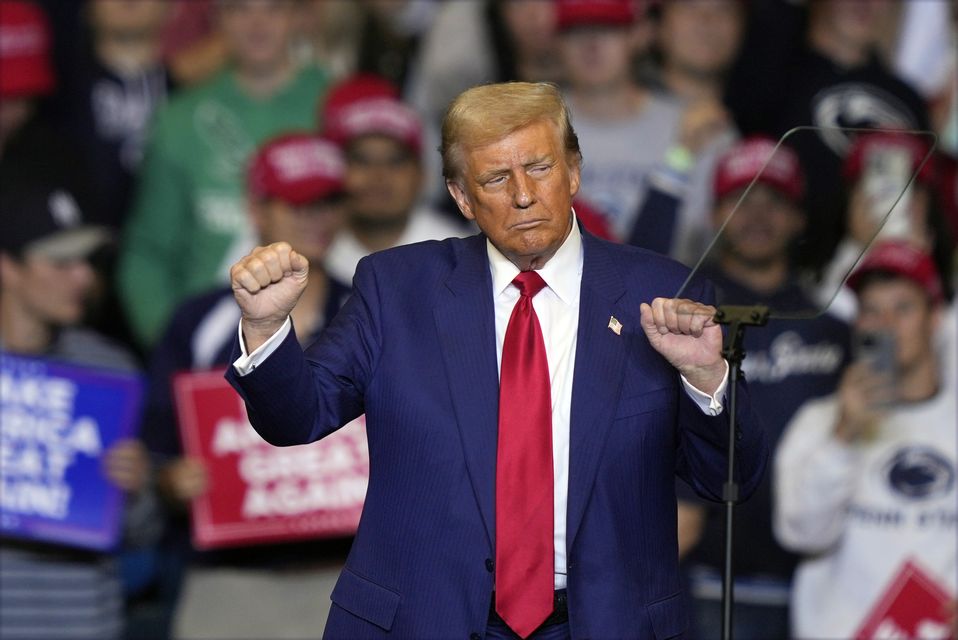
xmin=608 ymin=316 xmax=623 ymax=335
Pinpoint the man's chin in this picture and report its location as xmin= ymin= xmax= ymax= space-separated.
xmin=730 ymin=248 xmax=781 ymax=269
xmin=503 ymin=240 xmax=564 ymax=270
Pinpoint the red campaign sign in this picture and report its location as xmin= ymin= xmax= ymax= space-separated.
xmin=173 ymin=369 xmax=368 ymax=549
xmin=855 ymin=559 xmax=955 ymax=640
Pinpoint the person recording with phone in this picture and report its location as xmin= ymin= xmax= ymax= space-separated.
xmin=774 ymin=240 xmax=956 ymax=639
xmin=815 ymin=131 xmax=955 ymax=322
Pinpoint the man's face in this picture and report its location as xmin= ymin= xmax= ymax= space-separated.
xmin=344 ymin=135 xmax=422 ymax=226
xmin=559 ymin=25 xmax=635 ymax=91
xmin=254 ymin=197 xmax=344 ymax=265
xmin=1 ymin=253 xmax=96 ymax=326
xmin=813 ymin=0 xmax=889 ymax=51
xmin=714 ymin=184 xmax=804 ymax=267
xmin=659 ymin=0 xmax=744 ymax=76
xmin=855 ymin=278 xmax=939 ymax=373
xmin=447 ymin=119 xmax=580 ymax=270
xmin=219 ymin=0 xmax=296 ymax=74
xmin=500 ymin=0 xmax=557 ymax=59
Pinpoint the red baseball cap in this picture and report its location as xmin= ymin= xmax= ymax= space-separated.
xmin=0 ymin=1 xmax=55 ymax=98
xmin=842 ymin=131 xmax=937 ymax=186
xmin=556 ymin=0 xmax=637 ymax=31
xmin=321 ymin=73 xmax=422 ymax=155
xmin=846 ymin=240 xmax=944 ymax=304
xmin=248 ymin=133 xmax=346 ymax=205
xmin=714 ymin=136 xmax=805 ymax=203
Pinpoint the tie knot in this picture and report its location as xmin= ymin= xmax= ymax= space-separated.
xmin=512 ymin=271 xmax=547 ymax=298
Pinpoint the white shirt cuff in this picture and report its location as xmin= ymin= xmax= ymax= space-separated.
xmin=680 ymin=360 xmax=730 ymax=416
xmin=232 ymin=317 xmax=292 ymax=376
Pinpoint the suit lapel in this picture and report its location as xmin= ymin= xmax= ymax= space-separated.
xmin=434 ymin=232 xmax=633 ymax=552
xmin=434 ymin=235 xmax=500 ymax=550
xmin=567 ymin=233 xmax=629 ymax=550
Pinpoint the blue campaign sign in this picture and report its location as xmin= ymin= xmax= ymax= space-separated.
xmin=0 ymin=352 xmax=143 ymax=551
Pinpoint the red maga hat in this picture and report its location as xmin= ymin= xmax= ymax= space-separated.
xmin=713 ymin=136 xmax=805 ymax=203
xmin=248 ymin=133 xmax=346 ymax=205
xmin=556 ymin=0 xmax=637 ymax=31
xmin=0 ymin=0 xmax=55 ymax=98
xmin=846 ymin=240 xmax=944 ymax=304
xmin=321 ymin=73 xmax=422 ymax=155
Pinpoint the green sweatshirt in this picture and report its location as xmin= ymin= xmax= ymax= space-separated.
xmin=118 ymin=65 xmax=328 ymax=347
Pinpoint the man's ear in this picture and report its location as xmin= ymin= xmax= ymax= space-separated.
xmin=930 ymin=303 xmax=943 ymax=335
xmin=567 ymin=155 xmax=581 ymax=199
xmin=446 ymin=180 xmax=475 ymax=221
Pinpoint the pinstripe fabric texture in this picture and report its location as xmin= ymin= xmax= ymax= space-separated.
xmin=227 ymin=230 xmax=768 ymax=639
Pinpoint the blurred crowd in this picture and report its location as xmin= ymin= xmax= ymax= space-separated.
xmin=0 ymin=0 xmax=956 ymax=639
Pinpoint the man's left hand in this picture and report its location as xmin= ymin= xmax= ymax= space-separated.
xmin=640 ymin=298 xmax=725 ymax=396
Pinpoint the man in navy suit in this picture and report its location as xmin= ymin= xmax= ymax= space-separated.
xmin=226 ymin=82 xmax=767 ymax=639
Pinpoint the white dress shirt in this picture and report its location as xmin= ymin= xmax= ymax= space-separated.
xmin=234 ymin=217 xmax=729 ymax=590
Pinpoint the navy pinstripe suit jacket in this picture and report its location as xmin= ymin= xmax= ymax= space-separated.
xmin=226 ymin=230 xmax=767 ymax=639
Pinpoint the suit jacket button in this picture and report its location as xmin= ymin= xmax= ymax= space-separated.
xmin=485 ymin=558 xmax=494 ymax=572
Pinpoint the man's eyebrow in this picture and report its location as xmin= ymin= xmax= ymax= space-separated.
xmin=523 ymin=155 xmax=554 ymax=167
xmin=475 ymin=167 xmax=511 ymax=183
xmin=474 ymin=155 xmax=556 ymax=182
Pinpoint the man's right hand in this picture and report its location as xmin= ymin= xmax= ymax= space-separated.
xmin=230 ymin=242 xmax=308 ymax=352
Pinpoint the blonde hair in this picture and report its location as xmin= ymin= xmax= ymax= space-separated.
xmin=440 ymin=82 xmax=581 ymax=181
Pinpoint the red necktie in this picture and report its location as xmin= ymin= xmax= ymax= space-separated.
xmin=495 ymin=271 xmax=554 ymax=638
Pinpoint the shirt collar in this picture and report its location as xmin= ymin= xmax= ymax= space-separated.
xmin=486 ymin=211 xmax=583 ymax=305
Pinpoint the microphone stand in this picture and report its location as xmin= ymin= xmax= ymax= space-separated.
xmin=712 ymin=304 xmax=769 ymax=640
